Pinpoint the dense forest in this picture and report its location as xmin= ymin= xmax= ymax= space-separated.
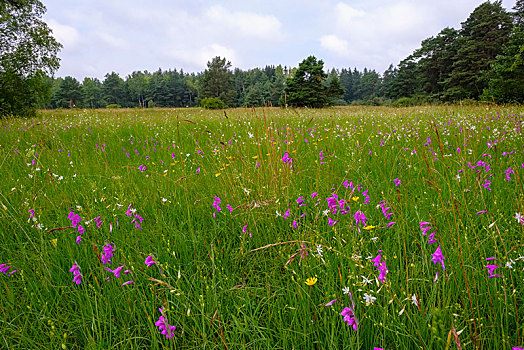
xmin=1 ymin=0 xmax=523 ymax=115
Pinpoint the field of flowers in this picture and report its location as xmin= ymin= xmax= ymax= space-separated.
xmin=0 ymin=105 xmax=523 ymax=349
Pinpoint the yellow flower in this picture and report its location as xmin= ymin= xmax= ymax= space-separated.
xmin=352 ymin=197 xmax=359 ymax=202
xmin=305 ymin=277 xmax=318 ymax=286
xmin=363 ymin=225 xmax=375 ymax=231
xmin=215 ymin=173 xmax=221 ymax=177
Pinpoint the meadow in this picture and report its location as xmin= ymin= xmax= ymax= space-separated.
xmin=0 ymin=105 xmax=523 ymax=349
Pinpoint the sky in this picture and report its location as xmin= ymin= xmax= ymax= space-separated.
xmin=43 ymin=0 xmax=517 ymax=80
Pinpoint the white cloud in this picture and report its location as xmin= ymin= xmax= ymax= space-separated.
xmin=96 ymin=32 xmax=132 ymax=51
xmin=47 ymin=19 xmax=81 ymax=49
xmin=335 ymin=3 xmax=365 ymax=27
xmin=320 ymin=34 xmax=350 ymax=56
xmin=204 ymin=5 xmax=284 ymax=40
xmin=169 ymin=44 xmax=237 ymax=71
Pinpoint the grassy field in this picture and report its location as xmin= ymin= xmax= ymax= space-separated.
xmin=0 ymin=105 xmax=523 ymax=349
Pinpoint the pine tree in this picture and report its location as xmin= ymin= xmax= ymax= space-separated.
xmin=443 ymin=1 xmax=513 ymax=100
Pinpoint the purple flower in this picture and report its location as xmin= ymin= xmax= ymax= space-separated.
xmin=340 ymin=306 xmax=359 ymax=331
xmin=122 ymin=280 xmax=135 ymax=286
xmin=145 ymin=255 xmax=156 ymax=267
xmin=155 ymin=310 xmax=177 ymax=339
xmin=212 ymin=196 xmax=221 ymax=212
xmin=371 ymin=251 xmax=382 ymax=267
xmin=377 ymin=261 xmax=388 ymax=283
xmin=101 ymin=243 xmax=114 ymax=264
xmin=393 ymin=178 xmax=401 ymax=186
xmin=0 ymin=264 xmax=11 ymax=274
xmin=431 ymin=245 xmax=446 ymax=271
xmin=70 ymin=262 xmax=82 ymax=284
xmin=94 ymin=216 xmax=103 ymax=227
xmin=283 ymin=209 xmax=290 ymax=220
xmin=354 ymin=210 xmax=367 ymax=227
xmin=325 ymin=299 xmax=338 ymax=307
xmin=327 ymin=217 xmax=338 ymax=226
xmin=105 ymin=265 xmax=124 ymax=278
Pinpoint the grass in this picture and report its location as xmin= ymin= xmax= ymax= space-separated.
xmin=0 ymin=105 xmax=523 ymax=349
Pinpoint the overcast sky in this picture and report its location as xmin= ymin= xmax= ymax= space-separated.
xmin=43 ymin=0 xmax=517 ymax=80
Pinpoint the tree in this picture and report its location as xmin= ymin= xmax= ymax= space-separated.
xmin=0 ymin=0 xmax=62 ymax=116
xmin=482 ymin=1 xmax=524 ymax=103
xmin=199 ymin=56 xmax=236 ymax=107
xmin=82 ymin=77 xmax=102 ymax=108
xmin=54 ymin=76 xmax=83 ymax=108
xmin=284 ymin=56 xmax=342 ymax=108
xmin=443 ymin=1 xmax=513 ymax=100
xmin=102 ymin=72 xmax=124 ymax=107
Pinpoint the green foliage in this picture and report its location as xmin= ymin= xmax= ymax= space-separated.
xmin=443 ymin=1 xmax=513 ymax=100
xmin=53 ymin=76 xmax=83 ymax=108
xmin=0 ymin=0 xmax=61 ymax=117
xmin=106 ymin=103 xmax=121 ymax=108
xmin=199 ymin=57 xmax=236 ymax=107
xmin=0 ymin=106 xmax=522 ymax=348
xmin=200 ymin=97 xmax=224 ymax=109
xmin=284 ymin=56 xmax=343 ymax=108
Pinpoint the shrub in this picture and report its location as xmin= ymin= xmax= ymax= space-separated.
xmin=106 ymin=104 xmax=121 ymax=109
xmin=200 ymin=97 xmax=225 ymax=110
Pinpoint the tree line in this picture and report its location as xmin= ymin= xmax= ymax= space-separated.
xmin=1 ymin=1 xmax=523 ymax=117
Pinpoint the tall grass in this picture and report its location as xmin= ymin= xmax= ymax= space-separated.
xmin=0 ymin=105 xmax=522 ymax=349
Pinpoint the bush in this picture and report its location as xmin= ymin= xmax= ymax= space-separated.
xmin=200 ymin=97 xmax=225 ymax=110
xmin=106 ymin=104 xmax=121 ymax=109
xmin=392 ymin=97 xmax=415 ymax=107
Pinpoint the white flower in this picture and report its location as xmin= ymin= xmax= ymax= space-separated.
xmin=506 ymin=259 xmax=515 ymax=269
xmin=243 ymin=188 xmax=250 ymax=195
xmin=275 ymin=210 xmax=281 ymax=217
xmin=363 ymin=293 xmax=376 ymax=306
xmin=161 ymin=198 xmax=167 ymax=203
xmin=361 ymin=275 xmax=372 ymax=285
xmin=411 ymin=294 xmax=419 ymax=306
xmin=248 ymin=132 xmax=254 ymax=139
xmin=322 ymin=209 xmax=330 ymax=216
xmin=316 ymin=245 xmax=323 ymax=257
xmin=456 ymin=174 xmax=461 ymax=182
xmin=342 ymin=286 xmax=350 ymax=294
xmin=515 ymin=212 xmax=523 ymax=224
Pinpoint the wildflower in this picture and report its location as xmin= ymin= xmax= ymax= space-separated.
xmin=242 ymin=224 xmax=252 ymax=237
xmin=316 ymin=245 xmax=323 ymax=257
xmin=283 ymin=209 xmax=290 ymax=219
xmin=342 ymin=286 xmax=350 ymax=294
xmin=327 ymin=217 xmax=338 ymax=226
xmin=296 ymin=196 xmax=305 ymax=207
xmin=515 ymin=212 xmax=523 ymax=224
xmin=411 ymin=294 xmax=419 ymax=306
xmin=363 ymin=294 xmax=376 ymax=306
xmin=125 ymin=204 xmax=134 ymax=217
xmin=145 ymin=255 xmax=156 ymax=267
xmin=377 ymin=261 xmax=388 ymax=283
xmin=212 ymin=196 xmax=221 ymax=212
xmin=70 ymin=262 xmax=82 ymax=285
xmin=101 ymin=243 xmax=114 ymax=264
xmin=361 ymin=275 xmax=372 ymax=285
xmin=305 ymin=277 xmax=318 ymax=286
xmin=354 ymin=210 xmax=367 ymax=226
xmin=371 ymin=251 xmax=382 ymax=267
xmin=341 ymin=306 xmax=359 ymax=330
xmin=94 ymin=216 xmax=103 ymax=227
xmin=431 ymin=245 xmax=446 ymax=271
xmin=105 ymin=265 xmax=124 ymax=278
xmin=325 ymin=299 xmax=338 ymax=306
xmin=155 ymin=309 xmax=177 ymax=339
xmin=363 ymin=225 xmax=375 ymax=231
xmin=122 ymin=280 xmax=135 ymax=286
xmin=311 ymin=192 xmax=318 ymax=198
xmin=0 ymin=264 xmax=11 ymax=274
xmin=393 ymin=178 xmax=401 ymax=186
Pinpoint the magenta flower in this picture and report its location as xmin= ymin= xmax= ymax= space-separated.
xmin=212 ymin=196 xmax=221 ymax=212
xmin=311 ymin=192 xmax=318 ymax=198
xmin=70 ymin=262 xmax=82 ymax=284
xmin=145 ymin=255 xmax=156 ymax=267
xmin=371 ymin=251 xmax=382 ymax=267
xmin=325 ymin=299 xmax=338 ymax=307
xmin=227 ymin=204 xmax=233 ymax=213
xmin=327 ymin=217 xmax=338 ymax=226
xmin=377 ymin=261 xmax=388 ymax=283
xmin=340 ymin=306 xmax=359 ymax=331
xmin=122 ymin=280 xmax=135 ymax=286
xmin=94 ymin=216 xmax=103 ymax=227
xmin=101 ymin=243 xmax=114 ymax=264
xmin=431 ymin=245 xmax=446 ymax=271
xmin=393 ymin=178 xmax=401 ymax=186
xmin=283 ymin=209 xmax=290 ymax=220
xmin=155 ymin=308 xmax=177 ymax=339
xmin=354 ymin=210 xmax=367 ymax=227
xmin=105 ymin=265 xmax=124 ymax=278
